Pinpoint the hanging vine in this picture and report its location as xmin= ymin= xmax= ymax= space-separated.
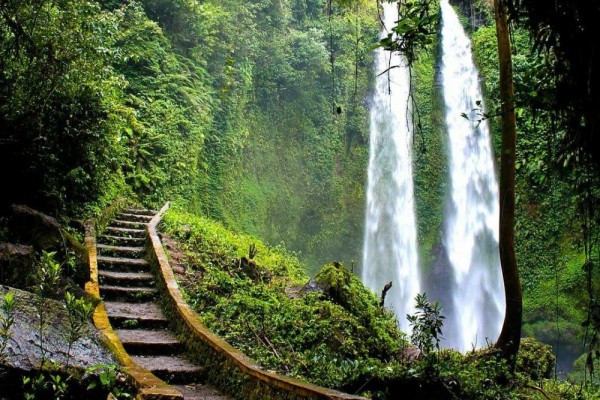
xmin=375 ymin=0 xmax=438 ymax=160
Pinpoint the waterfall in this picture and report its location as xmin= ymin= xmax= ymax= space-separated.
xmin=439 ymin=0 xmax=505 ymax=351
xmin=362 ymin=2 xmax=420 ymax=332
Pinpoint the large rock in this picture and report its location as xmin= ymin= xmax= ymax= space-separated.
xmin=300 ymin=278 xmax=325 ymax=295
xmin=313 ymin=262 xmax=359 ymax=310
xmin=0 ymin=285 xmax=116 ymax=372
xmin=9 ymin=204 xmax=88 ymax=282
xmin=10 ymin=204 xmax=64 ymax=251
xmin=0 ymin=244 xmax=35 ymax=289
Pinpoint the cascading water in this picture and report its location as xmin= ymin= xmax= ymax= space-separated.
xmin=439 ymin=0 xmax=505 ymax=351
xmin=362 ymin=2 xmax=420 ymax=332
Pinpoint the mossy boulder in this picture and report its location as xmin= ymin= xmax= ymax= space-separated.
xmin=9 ymin=205 xmax=89 ymax=284
xmin=314 ymin=262 xmax=380 ymax=318
xmin=517 ymin=337 xmax=556 ymax=380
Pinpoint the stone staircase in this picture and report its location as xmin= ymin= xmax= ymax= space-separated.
xmin=97 ymin=208 xmax=232 ymax=400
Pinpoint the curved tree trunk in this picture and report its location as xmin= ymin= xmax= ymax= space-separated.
xmin=493 ymin=0 xmax=522 ymax=366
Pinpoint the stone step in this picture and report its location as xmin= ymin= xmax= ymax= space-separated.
xmin=119 ymin=213 xmax=154 ymax=223
xmin=172 ymin=384 xmax=234 ymax=400
xmin=100 ymin=285 xmax=157 ymax=302
xmin=97 ymin=256 xmax=150 ymax=272
xmin=105 ymin=301 xmax=168 ymax=329
xmin=98 ymin=235 xmax=146 ymax=246
xmin=97 ymin=244 xmax=145 ymax=257
xmin=111 ymin=220 xmax=148 ymax=229
xmin=116 ymin=329 xmax=181 ymax=355
xmin=131 ymin=355 xmax=205 ymax=384
xmin=105 ymin=226 xmax=146 ymax=238
xmin=99 ymin=270 xmax=154 ymax=287
xmin=123 ymin=208 xmax=157 ymax=216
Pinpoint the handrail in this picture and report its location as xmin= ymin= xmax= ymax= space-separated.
xmin=84 ymin=209 xmax=183 ymax=400
xmin=148 ymin=202 xmax=367 ymax=400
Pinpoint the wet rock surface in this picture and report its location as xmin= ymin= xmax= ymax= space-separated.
xmin=0 ymin=285 xmax=116 ymax=372
xmin=173 ymin=383 xmax=233 ymax=400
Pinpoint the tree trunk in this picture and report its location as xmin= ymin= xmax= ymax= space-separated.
xmin=493 ymin=0 xmax=522 ymax=366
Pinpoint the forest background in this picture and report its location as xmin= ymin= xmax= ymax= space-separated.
xmin=1 ymin=0 xmax=599 ymax=381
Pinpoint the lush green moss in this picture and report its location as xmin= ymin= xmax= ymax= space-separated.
xmin=161 ymin=209 xmax=403 ymax=390
xmin=412 ymin=30 xmax=448 ymax=271
xmin=517 ymin=338 xmax=556 ymax=381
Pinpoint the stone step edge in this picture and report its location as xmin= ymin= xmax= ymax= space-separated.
xmin=99 ymin=270 xmax=154 ymax=281
xmin=124 ymin=208 xmax=159 ymax=216
xmin=120 ymin=213 xmax=154 ymax=221
xmin=112 ymin=219 xmax=148 ymax=226
xmin=103 ymin=301 xmax=169 ymax=326
xmin=105 ymin=226 xmax=146 ymax=234
xmin=98 ymin=235 xmax=145 ymax=244
xmin=97 ymin=244 xmax=146 ymax=253
xmin=115 ymin=329 xmax=181 ymax=347
xmin=97 ymin=256 xmax=150 ymax=265
xmin=100 ymin=284 xmax=157 ymax=291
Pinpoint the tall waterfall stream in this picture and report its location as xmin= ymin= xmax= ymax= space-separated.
xmin=361 ymin=2 xmax=420 ymax=333
xmin=439 ymin=0 xmax=505 ymax=351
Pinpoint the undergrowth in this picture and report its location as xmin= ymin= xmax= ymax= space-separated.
xmin=160 ymin=209 xmax=596 ymax=399
xmin=161 ymin=208 xmax=403 ymax=389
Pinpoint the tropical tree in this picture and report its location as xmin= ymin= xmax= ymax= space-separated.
xmin=492 ymin=0 xmax=521 ymax=366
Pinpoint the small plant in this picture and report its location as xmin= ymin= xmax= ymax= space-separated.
xmin=37 ymin=251 xmax=62 ymax=298
xmin=35 ymin=251 xmax=63 ymax=367
xmin=23 ymin=365 xmax=69 ymax=400
xmin=407 ymin=293 xmax=445 ymax=355
xmin=49 ymin=370 xmax=68 ymax=400
xmin=86 ymin=363 xmax=133 ymax=399
xmin=23 ymin=251 xmax=93 ymax=400
xmin=122 ymin=319 xmax=139 ymax=329
xmin=63 ymin=291 xmax=94 ymax=369
xmin=248 ymin=243 xmax=258 ymax=259
xmin=1 ymin=291 xmax=15 ymax=387
xmin=0 ymin=291 xmax=15 ymax=360
xmin=23 ymin=373 xmax=46 ymax=400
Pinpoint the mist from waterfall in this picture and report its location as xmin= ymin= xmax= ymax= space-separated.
xmin=439 ymin=0 xmax=505 ymax=352
xmin=361 ymin=2 xmax=420 ymax=332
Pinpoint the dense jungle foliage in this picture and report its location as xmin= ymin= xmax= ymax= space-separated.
xmin=1 ymin=0 xmax=600 ymax=398
xmin=0 ymin=0 xmax=379 ymax=273
xmin=465 ymin=4 xmax=600 ymax=378
xmin=161 ymin=208 xmax=583 ymax=399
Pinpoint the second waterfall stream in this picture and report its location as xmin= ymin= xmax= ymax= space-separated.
xmin=362 ymin=0 xmax=505 ymax=350
xmin=439 ymin=0 xmax=505 ymax=351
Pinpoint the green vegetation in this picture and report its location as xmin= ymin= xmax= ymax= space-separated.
xmin=1 ymin=0 xmax=600 ymax=397
xmin=161 ymin=208 xmax=588 ymax=399
xmin=411 ymin=32 xmax=447 ymax=270
xmin=161 ymin=208 xmax=403 ymax=389
xmin=0 ymin=252 xmax=133 ymax=399
xmin=0 ymin=292 xmax=15 ymax=362
xmin=470 ymin=18 xmax=593 ymax=376
xmin=0 ymin=0 xmax=378 ymax=273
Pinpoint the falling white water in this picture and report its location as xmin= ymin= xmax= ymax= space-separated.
xmin=362 ymin=2 xmax=420 ymax=332
xmin=440 ymin=0 xmax=505 ymax=351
